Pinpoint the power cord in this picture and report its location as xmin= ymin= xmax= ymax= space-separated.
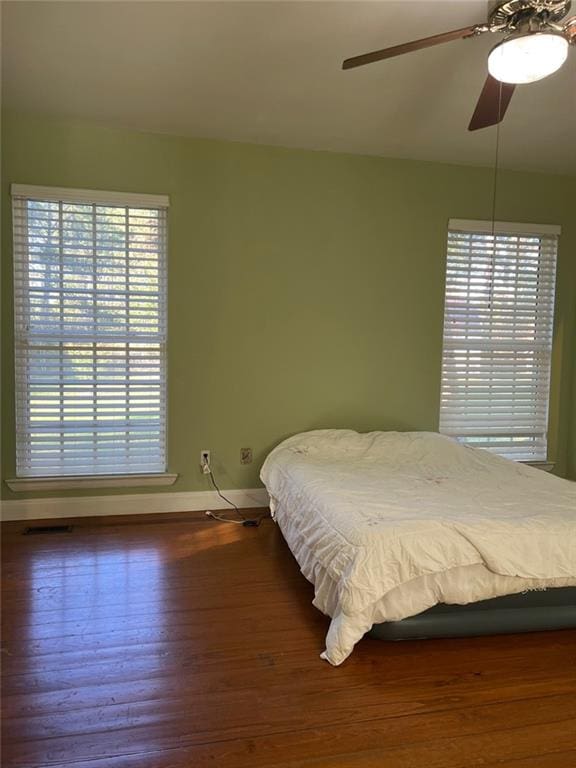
xmin=208 ymin=468 xmax=245 ymax=520
xmin=204 ymin=463 xmax=267 ymax=528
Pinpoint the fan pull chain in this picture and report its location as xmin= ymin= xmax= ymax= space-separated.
xmin=490 ymin=80 xmax=503 ymax=239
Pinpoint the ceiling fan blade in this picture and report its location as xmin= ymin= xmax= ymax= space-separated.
xmin=468 ymin=75 xmax=515 ymax=131
xmin=342 ymin=25 xmax=481 ymax=70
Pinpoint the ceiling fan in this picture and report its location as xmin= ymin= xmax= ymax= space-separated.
xmin=342 ymin=0 xmax=576 ymax=130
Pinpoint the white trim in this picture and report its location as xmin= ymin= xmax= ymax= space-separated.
xmin=11 ymin=184 xmax=169 ymax=209
xmin=6 ymin=473 xmax=179 ymax=492
xmin=0 ymin=488 xmax=270 ymax=522
xmin=449 ymin=219 xmax=561 ymax=236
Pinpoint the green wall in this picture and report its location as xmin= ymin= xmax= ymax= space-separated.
xmin=570 ymin=317 xmax=576 ymax=480
xmin=1 ymin=112 xmax=575 ymax=499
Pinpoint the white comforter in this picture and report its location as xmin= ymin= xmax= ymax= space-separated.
xmin=260 ymin=430 xmax=576 ymax=665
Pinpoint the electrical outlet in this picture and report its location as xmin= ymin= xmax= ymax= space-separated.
xmin=200 ymin=450 xmax=211 ymax=474
xmin=240 ymin=447 xmax=252 ymax=465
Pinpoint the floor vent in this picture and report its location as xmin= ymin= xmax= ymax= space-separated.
xmin=23 ymin=525 xmax=74 ymax=535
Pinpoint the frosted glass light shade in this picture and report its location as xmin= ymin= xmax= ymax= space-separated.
xmin=488 ymin=33 xmax=569 ymax=84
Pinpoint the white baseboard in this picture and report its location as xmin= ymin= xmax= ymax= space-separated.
xmin=0 ymin=488 xmax=270 ymax=522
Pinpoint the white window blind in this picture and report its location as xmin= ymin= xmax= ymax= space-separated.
xmin=439 ymin=219 xmax=559 ymax=462
xmin=12 ymin=184 xmax=169 ymax=477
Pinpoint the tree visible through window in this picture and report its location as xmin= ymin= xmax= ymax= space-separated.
xmin=12 ymin=185 xmax=168 ymax=477
xmin=439 ymin=219 xmax=559 ymax=462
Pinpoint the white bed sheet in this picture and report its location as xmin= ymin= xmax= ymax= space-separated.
xmin=260 ymin=430 xmax=576 ymax=665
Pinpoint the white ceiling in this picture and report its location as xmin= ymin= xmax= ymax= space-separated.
xmin=2 ymin=0 xmax=576 ymax=174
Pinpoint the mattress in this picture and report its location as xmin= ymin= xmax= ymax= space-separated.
xmin=260 ymin=430 xmax=576 ymax=665
xmin=368 ymin=587 xmax=576 ymax=640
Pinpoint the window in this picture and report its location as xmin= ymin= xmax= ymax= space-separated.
xmin=12 ymin=185 xmax=168 ymax=478
xmin=439 ymin=219 xmax=559 ymax=462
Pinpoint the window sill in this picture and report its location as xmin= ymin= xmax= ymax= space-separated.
xmin=523 ymin=461 xmax=555 ymax=473
xmin=5 ymin=473 xmax=179 ymax=492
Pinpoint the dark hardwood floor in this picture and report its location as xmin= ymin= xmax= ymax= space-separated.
xmin=2 ymin=509 xmax=576 ymax=768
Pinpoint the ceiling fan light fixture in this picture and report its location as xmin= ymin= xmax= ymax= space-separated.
xmin=488 ymin=32 xmax=569 ymax=84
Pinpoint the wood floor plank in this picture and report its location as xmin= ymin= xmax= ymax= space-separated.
xmin=3 ymin=696 xmax=576 ymax=767
xmin=2 ymin=511 xmax=575 ymax=768
xmin=485 ymin=752 xmax=576 ymax=767
xmin=4 ymin=706 xmax=576 ymax=767
xmin=287 ymin=719 xmax=576 ymax=768
xmin=4 ymin=652 xmax=576 ymax=720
